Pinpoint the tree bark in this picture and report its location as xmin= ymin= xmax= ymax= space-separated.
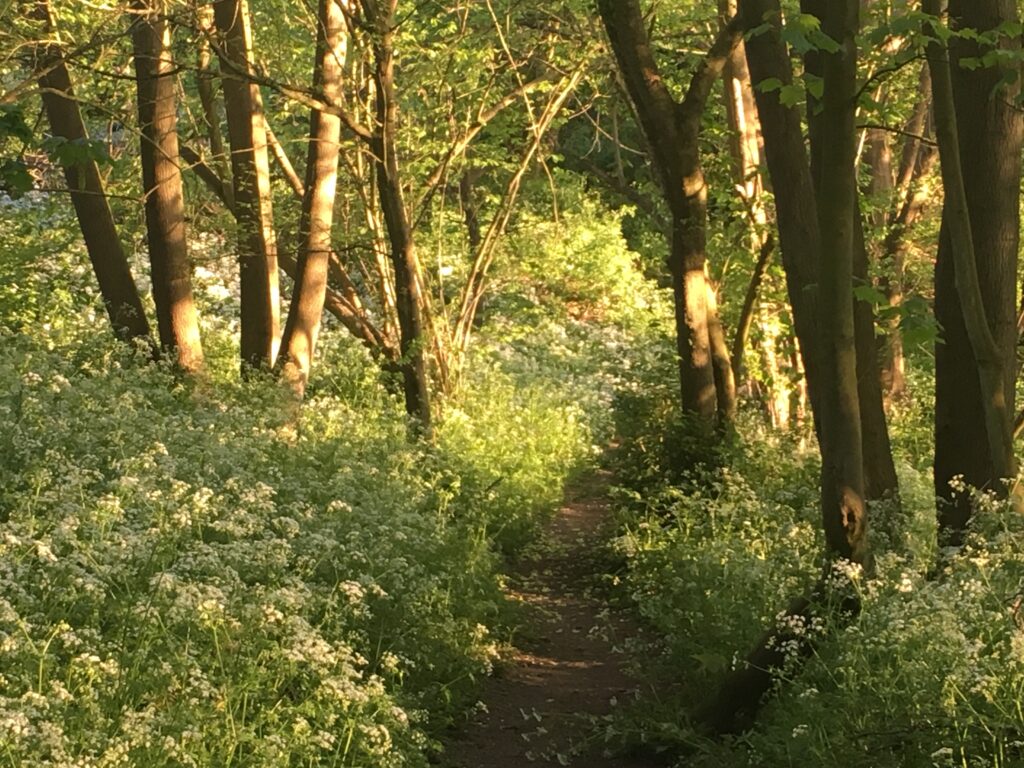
xmin=366 ymin=0 xmax=433 ymax=431
xmin=854 ymin=212 xmax=899 ymax=501
xmin=195 ymin=3 xmax=232 ymax=209
xmin=813 ymin=0 xmax=867 ymax=561
xmin=214 ymin=0 xmax=280 ymax=370
xmin=803 ymin=0 xmax=898 ymax=506
xmin=458 ymin=169 xmax=482 ymax=253
xmin=35 ymin=0 xmax=151 ymax=344
xmin=130 ymin=0 xmax=203 ymax=371
xmin=730 ymin=234 xmax=773 ymax=380
xmin=927 ymin=0 xmax=1021 ymax=540
xmin=737 ymin=0 xmax=823 ymax=430
xmin=276 ymin=0 xmax=344 ymax=397
xmin=706 ymin=281 xmax=737 ymax=423
xmin=701 ymin=1 xmax=871 ymax=732
xmin=598 ymin=0 xmax=741 ymax=426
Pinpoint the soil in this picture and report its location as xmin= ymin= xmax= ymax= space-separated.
xmin=442 ymin=470 xmax=663 ymax=767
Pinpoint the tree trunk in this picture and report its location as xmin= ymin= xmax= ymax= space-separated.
xmin=195 ymin=3 xmax=232 ymax=208
xmin=367 ymin=0 xmax=433 ymax=431
xmin=702 ymin=1 xmax=869 ymax=733
xmin=214 ymin=0 xmax=280 ymax=370
xmin=706 ymin=280 xmax=737 ymax=423
xmin=813 ymin=0 xmax=867 ymax=562
xmin=863 ymin=127 xmax=893 ymax=232
xmin=276 ymin=0 xmax=344 ymax=397
xmin=927 ymin=0 xmax=1021 ymax=540
xmin=803 ymin=0 xmax=898 ymax=506
xmin=598 ymin=0 xmax=740 ymax=427
xmin=737 ymin=0 xmax=823 ymax=430
xmin=730 ymin=235 xmax=773 ymax=380
xmin=130 ymin=0 xmax=203 ymax=372
xmin=718 ymin=0 xmax=764 ymax=206
xmin=879 ymin=86 xmax=935 ymax=399
xmin=35 ymin=0 xmax=151 ymax=344
xmin=854 ymin=211 xmax=899 ymax=501
xmin=458 ymin=169 xmax=482 ymax=253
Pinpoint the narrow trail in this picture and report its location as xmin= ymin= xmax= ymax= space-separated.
xmin=443 ymin=470 xmax=661 ymax=768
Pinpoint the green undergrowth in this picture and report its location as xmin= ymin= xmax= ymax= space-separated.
xmin=0 ymin=189 xmax=663 ymax=766
xmin=0 ymin=332 xmax=591 ymax=767
xmin=604 ymin=367 xmax=1024 ymax=767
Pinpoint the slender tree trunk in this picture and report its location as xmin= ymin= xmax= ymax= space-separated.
xmin=35 ymin=0 xmax=151 ymax=344
xmin=854 ymin=212 xmax=899 ymax=501
xmin=276 ymin=0 xmax=344 ymax=397
xmin=458 ymin=169 xmax=482 ymax=253
xmin=863 ymin=127 xmax=893 ymax=231
xmin=878 ymin=72 xmax=933 ymax=397
xmin=927 ymin=0 xmax=1021 ymax=540
xmin=130 ymin=0 xmax=203 ymax=371
xmin=717 ymin=0 xmax=773 ymax=402
xmin=195 ymin=4 xmax=232 ymax=208
xmin=701 ymin=2 xmax=870 ymax=733
xmin=718 ymin=0 xmax=764 ymax=206
xmin=730 ymin=235 xmax=773 ymax=379
xmin=367 ymin=0 xmax=432 ymax=430
xmin=737 ymin=0 xmax=823 ymax=430
xmin=214 ymin=0 xmax=280 ymax=370
xmin=706 ymin=280 xmax=737 ymax=423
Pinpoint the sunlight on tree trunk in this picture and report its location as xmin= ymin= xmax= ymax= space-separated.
xmin=276 ymin=0 xmax=345 ymax=398
xmin=130 ymin=0 xmax=203 ymax=372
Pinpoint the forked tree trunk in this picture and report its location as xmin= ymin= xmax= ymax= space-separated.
xmin=927 ymin=0 xmax=1021 ymax=540
xmin=214 ymin=0 xmax=280 ymax=370
xmin=598 ymin=0 xmax=741 ymax=427
xmin=366 ymin=0 xmax=433 ymax=431
xmin=35 ymin=0 xmax=151 ymax=344
xmin=130 ymin=0 xmax=203 ymax=371
xmin=276 ymin=0 xmax=344 ymax=397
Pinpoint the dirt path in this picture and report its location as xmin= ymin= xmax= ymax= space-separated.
xmin=442 ymin=470 xmax=660 ymax=767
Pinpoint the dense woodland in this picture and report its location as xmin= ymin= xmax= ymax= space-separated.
xmin=1 ymin=0 xmax=1024 ymax=765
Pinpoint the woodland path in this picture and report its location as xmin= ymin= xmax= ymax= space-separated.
xmin=442 ymin=470 xmax=662 ymax=768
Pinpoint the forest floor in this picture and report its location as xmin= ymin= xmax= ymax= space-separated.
xmin=442 ymin=469 xmax=663 ymax=768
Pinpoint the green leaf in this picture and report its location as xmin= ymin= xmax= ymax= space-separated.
xmin=804 ymin=73 xmax=824 ymax=100
xmin=853 ymin=284 xmax=887 ymax=306
xmin=0 ymin=159 xmax=32 ymax=198
xmin=779 ymin=84 xmax=804 ymax=107
xmin=0 ymin=106 xmax=32 ymax=143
